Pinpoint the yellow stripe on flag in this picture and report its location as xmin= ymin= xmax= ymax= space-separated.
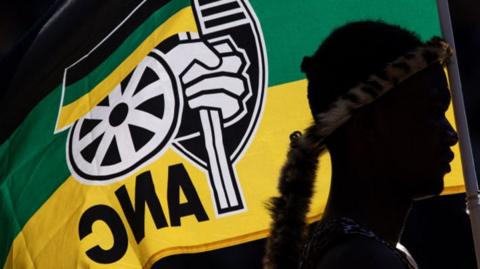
xmin=443 ymin=67 xmax=465 ymax=194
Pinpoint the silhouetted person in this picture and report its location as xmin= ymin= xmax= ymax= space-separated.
xmin=263 ymin=21 xmax=458 ymax=269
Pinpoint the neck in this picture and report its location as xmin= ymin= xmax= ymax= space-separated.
xmin=323 ymin=172 xmax=412 ymax=244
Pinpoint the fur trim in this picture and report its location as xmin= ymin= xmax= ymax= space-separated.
xmin=263 ymin=37 xmax=452 ymax=269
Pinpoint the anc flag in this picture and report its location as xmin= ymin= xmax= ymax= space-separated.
xmin=0 ymin=0 xmax=465 ymax=268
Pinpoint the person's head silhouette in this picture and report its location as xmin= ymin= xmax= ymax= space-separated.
xmin=264 ymin=21 xmax=458 ymax=269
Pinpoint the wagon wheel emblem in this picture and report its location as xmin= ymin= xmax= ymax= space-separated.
xmin=68 ymin=53 xmax=181 ymax=182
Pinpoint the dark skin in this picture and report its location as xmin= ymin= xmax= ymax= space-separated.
xmin=316 ymin=63 xmax=458 ymax=268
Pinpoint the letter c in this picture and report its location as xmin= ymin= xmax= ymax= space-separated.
xmin=79 ymin=205 xmax=128 ymax=264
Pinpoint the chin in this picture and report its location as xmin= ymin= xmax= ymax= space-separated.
xmin=411 ymin=177 xmax=444 ymax=201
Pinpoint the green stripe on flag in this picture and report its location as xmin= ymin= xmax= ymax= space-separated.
xmin=0 ymin=86 xmax=70 ymax=267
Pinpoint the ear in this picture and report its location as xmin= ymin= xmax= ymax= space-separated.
xmin=347 ymin=105 xmax=378 ymax=144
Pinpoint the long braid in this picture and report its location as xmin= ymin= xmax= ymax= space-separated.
xmin=263 ymin=126 xmax=326 ymax=269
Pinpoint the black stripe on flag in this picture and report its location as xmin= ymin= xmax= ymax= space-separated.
xmin=151 ymin=238 xmax=266 ymax=269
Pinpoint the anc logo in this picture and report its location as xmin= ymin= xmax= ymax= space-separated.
xmin=62 ymin=0 xmax=267 ymax=216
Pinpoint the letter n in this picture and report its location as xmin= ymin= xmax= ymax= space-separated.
xmin=115 ymin=171 xmax=168 ymax=243
xmin=168 ymin=164 xmax=209 ymax=226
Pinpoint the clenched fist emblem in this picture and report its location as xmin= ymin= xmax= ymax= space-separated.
xmin=164 ymin=33 xmax=251 ymax=124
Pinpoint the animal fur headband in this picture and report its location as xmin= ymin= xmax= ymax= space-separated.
xmin=263 ymin=37 xmax=452 ymax=269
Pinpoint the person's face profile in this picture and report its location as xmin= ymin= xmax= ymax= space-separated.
xmin=371 ymin=63 xmax=458 ymax=199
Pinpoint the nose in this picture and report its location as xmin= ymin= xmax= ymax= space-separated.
xmin=445 ymin=127 xmax=458 ymax=147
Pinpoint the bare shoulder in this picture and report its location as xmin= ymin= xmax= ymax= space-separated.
xmin=314 ymin=235 xmax=408 ymax=269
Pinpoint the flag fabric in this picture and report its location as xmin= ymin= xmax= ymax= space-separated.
xmin=0 ymin=0 xmax=465 ymax=268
